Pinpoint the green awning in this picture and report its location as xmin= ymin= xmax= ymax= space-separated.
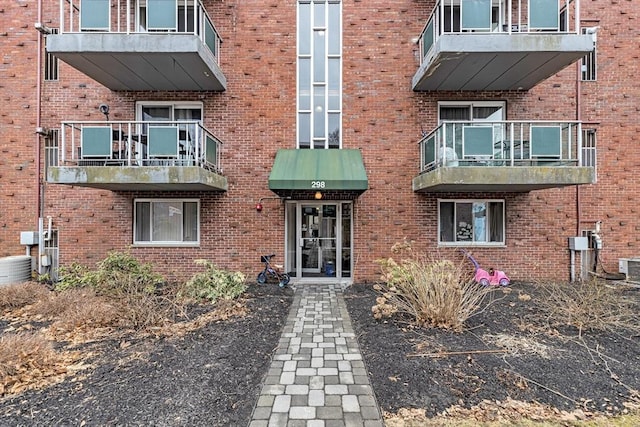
xmin=269 ymin=149 xmax=368 ymax=192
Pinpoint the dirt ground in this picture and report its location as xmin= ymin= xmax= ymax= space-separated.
xmin=1 ymin=281 xmax=639 ymax=426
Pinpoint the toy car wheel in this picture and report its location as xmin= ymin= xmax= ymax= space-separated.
xmin=499 ymin=278 xmax=510 ymax=287
xmin=479 ymin=278 xmax=490 ymax=287
xmin=257 ymin=272 xmax=267 ymax=284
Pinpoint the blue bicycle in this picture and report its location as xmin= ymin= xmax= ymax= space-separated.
xmin=257 ymin=254 xmax=290 ymax=288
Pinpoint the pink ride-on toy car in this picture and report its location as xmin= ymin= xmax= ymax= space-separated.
xmin=462 ymin=250 xmax=510 ymax=287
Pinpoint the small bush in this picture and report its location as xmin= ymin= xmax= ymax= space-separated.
xmin=374 ymin=243 xmax=490 ymax=332
xmin=537 ymin=279 xmax=640 ymax=335
xmin=53 ymin=252 xmax=176 ymax=329
xmin=180 ymin=259 xmax=246 ymax=304
xmin=0 ymin=282 xmax=51 ymax=310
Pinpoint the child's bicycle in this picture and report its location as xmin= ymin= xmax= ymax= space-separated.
xmin=257 ymin=254 xmax=290 ymax=288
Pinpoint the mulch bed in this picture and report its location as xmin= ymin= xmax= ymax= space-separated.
xmin=344 ymin=281 xmax=640 ymax=420
xmin=1 ymin=281 xmax=639 ymax=426
xmin=0 ymin=283 xmax=294 ymax=426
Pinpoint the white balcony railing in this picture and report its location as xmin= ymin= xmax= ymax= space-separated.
xmin=418 ymin=120 xmax=589 ymax=172
xmin=58 ymin=0 xmax=222 ymax=61
xmin=418 ymin=0 xmax=582 ymax=62
xmin=59 ymin=121 xmax=223 ymax=174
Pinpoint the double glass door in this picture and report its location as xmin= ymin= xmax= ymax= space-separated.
xmin=285 ymin=202 xmax=352 ymax=279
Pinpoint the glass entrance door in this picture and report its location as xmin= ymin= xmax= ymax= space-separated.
xmin=285 ymin=202 xmax=352 ymax=279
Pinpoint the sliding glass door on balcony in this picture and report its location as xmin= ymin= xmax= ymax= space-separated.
xmin=439 ymin=102 xmax=505 ymax=163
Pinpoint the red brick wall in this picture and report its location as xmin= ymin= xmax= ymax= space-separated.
xmin=1 ymin=1 xmax=638 ymax=283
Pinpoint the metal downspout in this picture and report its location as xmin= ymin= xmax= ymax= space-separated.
xmin=36 ymin=0 xmax=44 ymax=272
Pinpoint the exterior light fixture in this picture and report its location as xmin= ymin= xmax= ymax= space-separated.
xmin=255 ymin=202 xmax=263 ymax=212
xmin=315 ymin=191 xmax=322 ymax=200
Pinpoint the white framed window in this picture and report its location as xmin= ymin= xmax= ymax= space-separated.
xmin=438 ymin=101 xmax=505 ymax=123
xmin=581 ymin=27 xmax=597 ymax=81
xmin=297 ymin=0 xmax=342 ymax=149
xmin=438 ymin=199 xmax=505 ymax=245
xmin=134 ymin=199 xmax=200 ymax=245
xmin=44 ymin=28 xmax=59 ymax=81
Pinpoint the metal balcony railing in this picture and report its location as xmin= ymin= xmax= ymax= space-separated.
xmin=57 ymin=0 xmax=222 ymax=61
xmin=418 ymin=0 xmax=582 ymax=63
xmin=418 ymin=120 xmax=589 ymax=172
xmin=59 ymin=121 xmax=223 ymax=174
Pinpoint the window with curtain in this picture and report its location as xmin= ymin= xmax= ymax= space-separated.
xmin=134 ymin=199 xmax=199 ymax=245
xmin=298 ymin=0 xmax=342 ymax=149
xmin=438 ymin=199 xmax=505 ymax=245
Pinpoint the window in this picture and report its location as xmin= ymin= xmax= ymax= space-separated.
xmin=581 ymin=28 xmax=597 ymax=81
xmin=439 ymin=200 xmax=505 ymax=245
xmin=44 ymin=28 xmax=59 ymax=81
xmin=439 ymin=101 xmax=505 ymax=160
xmin=298 ymin=0 xmax=341 ymax=149
xmin=582 ymin=128 xmax=597 ymax=182
xmin=134 ymin=199 xmax=199 ymax=245
xmin=45 ymin=129 xmax=59 ymax=174
xmin=136 ymin=101 xmax=202 ymax=138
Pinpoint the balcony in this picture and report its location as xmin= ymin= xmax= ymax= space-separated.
xmin=46 ymin=0 xmax=226 ymax=91
xmin=413 ymin=0 xmax=594 ymax=91
xmin=412 ymin=120 xmax=595 ymax=192
xmin=47 ymin=121 xmax=227 ymax=191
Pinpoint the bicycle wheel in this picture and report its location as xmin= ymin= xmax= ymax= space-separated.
xmin=280 ymin=273 xmax=290 ymax=286
xmin=257 ymin=271 xmax=267 ymax=284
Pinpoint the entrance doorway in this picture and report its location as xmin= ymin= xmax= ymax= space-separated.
xmin=285 ymin=201 xmax=352 ymax=281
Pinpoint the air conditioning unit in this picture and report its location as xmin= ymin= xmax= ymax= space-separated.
xmin=619 ymin=258 xmax=640 ymax=282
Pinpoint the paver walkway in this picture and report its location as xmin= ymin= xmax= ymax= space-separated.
xmin=249 ymin=283 xmax=384 ymax=427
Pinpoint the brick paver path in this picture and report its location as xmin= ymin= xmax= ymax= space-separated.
xmin=249 ymin=284 xmax=383 ymax=427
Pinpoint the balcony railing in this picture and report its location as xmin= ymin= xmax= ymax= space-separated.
xmin=418 ymin=0 xmax=582 ymax=63
xmin=59 ymin=121 xmax=223 ymax=174
xmin=57 ymin=0 xmax=221 ymax=61
xmin=418 ymin=120 xmax=586 ymax=172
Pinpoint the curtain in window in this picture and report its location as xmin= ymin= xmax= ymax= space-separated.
xmin=152 ymin=201 xmax=182 ymax=242
xmin=439 ymin=202 xmax=454 ymax=242
xmin=489 ymin=202 xmax=504 ymax=242
xmin=135 ymin=202 xmax=151 ymax=242
xmin=183 ymin=202 xmax=198 ymax=242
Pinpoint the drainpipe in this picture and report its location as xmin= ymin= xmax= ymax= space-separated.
xmin=575 ymin=54 xmax=582 ymax=236
xmin=36 ymin=0 xmax=44 ymax=272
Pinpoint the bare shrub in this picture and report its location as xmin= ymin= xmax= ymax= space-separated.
xmin=28 ymin=288 xmax=120 ymax=333
xmin=537 ymin=279 xmax=640 ymax=335
xmin=374 ymin=243 xmax=490 ymax=332
xmin=0 ymin=282 xmax=51 ymax=310
xmin=0 ymin=332 xmax=66 ymax=395
xmin=53 ymin=252 xmax=183 ymax=330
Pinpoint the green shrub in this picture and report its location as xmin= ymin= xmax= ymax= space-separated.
xmin=374 ymin=243 xmax=490 ymax=332
xmin=180 ymin=259 xmax=246 ymax=304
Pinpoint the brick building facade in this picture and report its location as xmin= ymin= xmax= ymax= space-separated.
xmin=0 ymin=0 xmax=637 ymax=284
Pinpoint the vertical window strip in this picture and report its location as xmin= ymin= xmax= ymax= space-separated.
xmin=582 ymin=129 xmax=597 ymax=181
xmin=44 ymin=28 xmax=59 ymax=81
xmin=45 ymin=129 xmax=59 ymax=174
xmin=581 ymin=28 xmax=597 ymax=81
xmin=298 ymin=1 xmax=341 ymax=149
